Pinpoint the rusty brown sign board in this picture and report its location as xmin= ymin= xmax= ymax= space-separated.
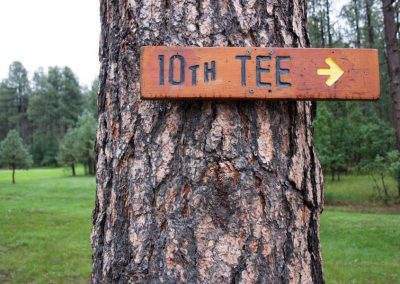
xmin=140 ymin=46 xmax=379 ymax=100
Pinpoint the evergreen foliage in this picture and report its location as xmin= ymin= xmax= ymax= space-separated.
xmin=28 ymin=67 xmax=83 ymax=165
xmin=57 ymin=127 xmax=80 ymax=176
xmin=75 ymin=110 xmax=97 ymax=175
xmin=308 ymin=0 xmax=399 ymax=191
xmin=0 ymin=62 xmax=98 ymax=174
xmin=58 ymin=110 xmax=97 ymax=175
xmin=0 ymin=62 xmax=31 ymax=143
xmin=84 ymin=78 xmax=99 ymax=118
xmin=387 ymin=150 xmax=400 ymax=197
xmin=0 ymin=129 xmax=33 ymax=183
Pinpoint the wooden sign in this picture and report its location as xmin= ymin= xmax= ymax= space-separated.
xmin=140 ymin=47 xmax=379 ymax=100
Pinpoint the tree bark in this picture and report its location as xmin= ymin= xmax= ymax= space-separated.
xmin=92 ymin=1 xmax=324 ymax=283
xmin=382 ymin=0 xmax=400 ymax=149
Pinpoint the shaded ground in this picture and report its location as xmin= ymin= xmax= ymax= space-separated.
xmin=325 ymin=204 xmax=400 ymax=215
xmin=324 ymin=174 xmax=399 ymax=205
xmin=0 ymin=168 xmax=399 ymax=283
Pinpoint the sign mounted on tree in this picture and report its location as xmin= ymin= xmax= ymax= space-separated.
xmin=140 ymin=47 xmax=379 ymax=100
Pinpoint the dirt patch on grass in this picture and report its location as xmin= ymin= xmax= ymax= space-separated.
xmin=379 ymin=203 xmax=400 ymax=214
xmin=63 ymin=275 xmax=89 ymax=284
xmin=30 ymin=210 xmax=49 ymax=214
xmin=0 ymin=271 xmax=12 ymax=283
xmin=325 ymin=203 xmax=400 ymax=214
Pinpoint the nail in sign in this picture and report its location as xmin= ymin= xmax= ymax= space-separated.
xmin=140 ymin=47 xmax=379 ymax=100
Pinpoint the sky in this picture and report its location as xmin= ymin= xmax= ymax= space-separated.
xmin=0 ymin=0 xmax=347 ymax=88
xmin=0 ymin=0 xmax=100 ymax=87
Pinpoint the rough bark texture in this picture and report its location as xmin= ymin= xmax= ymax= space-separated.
xmin=92 ymin=1 xmax=324 ymax=283
xmin=382 ymin=0 xmax=400 ymax=149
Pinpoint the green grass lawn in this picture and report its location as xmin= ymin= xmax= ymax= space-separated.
xmin=0 ymin=168 xmax=399 ymax=283
xmin=321 ymin=211 xmax=400 ymax=283
xmin=0 ymin=167 xmax=94 ymax=283
xmin=324 ymin=174 xmax=399 ymax=205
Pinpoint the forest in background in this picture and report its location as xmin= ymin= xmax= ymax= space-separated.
xmin=0 ymin=63 xmax=98 ymax=176
xmin=309 ymin=0 xmax=400 ymax=199
xmin=0 ymin=0 xmax=399 ymax=196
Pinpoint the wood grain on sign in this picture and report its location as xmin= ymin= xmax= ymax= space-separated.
xmin=140 ymin=47 xmax=380 ymax=100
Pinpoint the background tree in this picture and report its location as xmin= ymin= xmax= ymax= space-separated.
xmin=83 ymin=78 xmax=99 ymax=118
xmin=366 ymin=154 xmax=390 ymax=198
xmin=57 ymin=127 xmax=79 ymax=176
xmin=0 ymin=60 xmax=99 ymax=170
xmin=92 ymin=0 xmax=323 ymax=283
xmin=0 ymin=62 xmax=31 ymax=143
xmin=28 ymin=67 xmax=83 ymax=165
xmin=75 ymin=110 xmax=96 ymax=175
xmin=308 ymin=0 xmax=397 ymax=186
xmin=382 ymin=0 xmax=400 ymax=149
xmin=365 ymin=0 xmax=375 ymax=47
xmin=58 ymin=110 xmax=97 ymax=176
xmin=356 ymin=117 xmax=396 ymax=166
xmin=29 ymin=68 xmax=59 ymax=165
xmin=387 ymin=150 xmax=400 ymax=197
xmin=0 ymin=129 xmax=32 ymax=184
xmin=58 ymin=67 xmax=83 ymax=134
xmin=314 ymin=103 xmax=350 ymax=181
xmin=308 ymin=0 xmax=339 ymax=47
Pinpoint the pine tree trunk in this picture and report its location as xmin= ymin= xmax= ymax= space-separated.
xmin=365 ymin=0 xmax=374 ymax=47
xmin=91 ymin=1 xmax=324 ymax=283
xmin=382 ymin=0 xmax=400 ymax=149
xmin=355 ymin=0 xmax=362 ymax=48
xmin=320 ymin=14 xmax=326 ymax=48
xmin=12 ymin=164 xmax=15 ymax=184
xmin=397 ymin=176 xmax=400 ymax=197
xmin=325 ymin=0 xmax=332 ymax=47
xmin=88 ymin=159 xmax=95 ymax=176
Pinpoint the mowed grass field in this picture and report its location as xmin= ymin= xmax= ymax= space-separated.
xmin=0 ymin=168 xmax=399 ymax=283
xmin=0 ymin=168 xmax=94 ymax=283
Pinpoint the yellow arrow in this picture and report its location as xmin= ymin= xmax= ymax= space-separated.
xmin=317 ymin=57 xmax=344 ymax=86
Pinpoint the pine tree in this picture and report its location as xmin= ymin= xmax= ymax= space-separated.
xmin=0 ymin=129 xmax=32 ymax=184
xmin=29 ymin=66 xmax=83 ymax=165
xmin=382 ymin=0 xmax=400 ymax=149
xmin=0 ymin=62 xmax=31 ymax=143
xmin=58 ymin=110 xmax=97 ymax=176
xmin=57 ymin=128 xmax=79 ymax=176
xmin=83 ymin=78 xmax=99 ymax=118
xmin=75 ymin=110 xmax=96 ymax=175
